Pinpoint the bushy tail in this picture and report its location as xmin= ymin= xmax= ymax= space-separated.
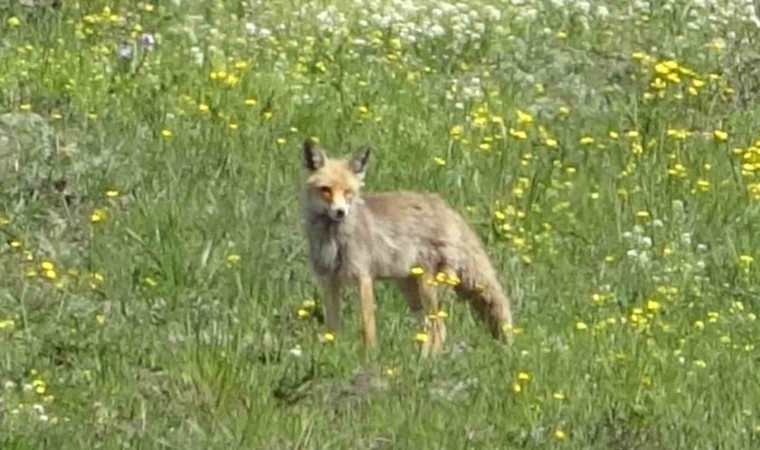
xmin=453 ymin=247 xmax=513 ymax=344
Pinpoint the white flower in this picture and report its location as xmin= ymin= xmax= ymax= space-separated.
xmin=288 ymin=346 xmax=303 ymax=357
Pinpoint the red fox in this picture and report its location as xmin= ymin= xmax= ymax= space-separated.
xmin=300 ymin=139 xmax=513 ymax=356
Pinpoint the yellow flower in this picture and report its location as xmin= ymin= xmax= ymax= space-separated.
xmin=516 ymin=110 xmax=533 ymax=125
xmin=161 ymin=129 xmax=172 ymax=138
xmin=511 ymin=382 xmax=522 ymax=393
xmin=95 ymin=314 xmax=105 ymax=325
xmin=226 ymin=254 xmax=241 ymax=264
xmin=739 ymin=255 xmax=754 ymax=266
xmin=322 ymin=332 xmax=335 ymax=343
xmin=297 ymin=309 xmax=309 ymax=320
xmin=552 ymin=391 xmax=566 ymax=400
xmin=517 ymin=372 xmax=531 ymax=382
xmin=579 ymin=136 xmax=594 ymax=145
xmin=433 ymin=156 xmax=446 ymax=166
xmin=554 ymin=429 xmax=567 ymax=441
xmin=144 ymin=277 xmax=158 ymax=287
xmin=575 ymin=321 xmax=588 ymax=331
xmin=509 ymin=128 xmax=527 ymax=140
xmin=415 ymin=332 xmax=429 ymax=343
xmin=0 ymin=319 xmax=15 ymax=330
xmin=41 ymin=261 xmax=55 ymax=271
xmin=105 ymin=189 xmax=119 ymax=198
xmin=8 ymin=16 xmax=21 ymax=26
xmin=20 ymin=104 xmax=31 ymax=111
xmin=558 ymin=106 xmax=570 ymax=117
xmin=713 ymin=130 xmax=728 ymax=142
xmin=90 ymin=208 xmax=108 ymax=223
xmin=545 ymin=138 xmax=558 ymax=148
xmin=276 ymin=137 xmax=287 ymax=145
xmin=198 ymin=103 xmax=209 ymax=113
xmin=410 ymin=265 xmax=425 ymax=276
xmin=646 ymin=300 xmax=661 ymax=312
xmin=609 ymin=131 xmax=619 ymax=140
xmin=694 ymin=320 xmax=705 ymax=330
xmin=693 ymin=360 xmax=707 ymax=369
xmin=244 ymin=98 xmax=257 ymax=106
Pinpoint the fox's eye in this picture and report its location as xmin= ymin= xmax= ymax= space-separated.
xmin=319 ymin=186 xmax=332 ymax=200
xmin=344 ymin=190 xmax=354 ymax=200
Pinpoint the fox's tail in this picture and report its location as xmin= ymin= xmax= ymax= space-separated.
xmin=453 ymin=246 xmax=514 ymax=344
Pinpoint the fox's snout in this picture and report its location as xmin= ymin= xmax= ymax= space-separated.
xmin=330 ymin=205 xmax=347 ymax=220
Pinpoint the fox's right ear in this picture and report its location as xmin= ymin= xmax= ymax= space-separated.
xmin=303 ymin=138 xmax=326 ymax=171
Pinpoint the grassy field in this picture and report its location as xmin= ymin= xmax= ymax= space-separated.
xmin=1 ymin=0 xmax=760 ymax=448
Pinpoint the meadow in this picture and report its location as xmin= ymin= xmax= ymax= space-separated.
xmin=1 ymin=0 xmax=760 ymax=448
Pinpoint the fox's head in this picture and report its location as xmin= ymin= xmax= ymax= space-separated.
xmin=302 ymin=138 xmax=371 ymax=222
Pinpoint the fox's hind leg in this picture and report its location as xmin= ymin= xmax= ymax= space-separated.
xmin=396 ymin=275 xmax=447 ymax=357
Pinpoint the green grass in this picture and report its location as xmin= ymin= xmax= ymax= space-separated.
xmin=1 ymin=1 xmax=760 ymax=448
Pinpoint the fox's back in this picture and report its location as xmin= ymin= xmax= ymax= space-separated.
xmin=345 ymin=191 xmax=485 ymax=279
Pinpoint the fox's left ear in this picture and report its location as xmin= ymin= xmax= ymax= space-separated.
xmin=349 ymin=144 xmax=371 ymax=179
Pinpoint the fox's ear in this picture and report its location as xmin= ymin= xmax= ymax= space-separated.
xmin=349 ymin=144 xmax=371 ymax=179
xmin=303 ymin=138 xmax=326 ymax=171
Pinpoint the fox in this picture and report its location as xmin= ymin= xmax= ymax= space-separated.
xmin=300 ymin=138 xmax=514 ymax=356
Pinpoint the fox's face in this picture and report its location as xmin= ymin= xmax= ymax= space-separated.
xmin=302 ymin=139 xmax=371 ymax=222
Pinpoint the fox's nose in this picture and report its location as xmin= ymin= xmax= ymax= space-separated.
xmin=334 ymin=208 xmax=346 ymax=219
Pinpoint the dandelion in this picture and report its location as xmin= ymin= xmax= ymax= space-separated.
xmin=713 ymin=130 xmax=728 ymax=142
xmin=579 ymin=136 xmax=595 ymax=145
xmin=517 ymin=372 xmax=531 ymax=382
xmin=552 ymin=391 xmax=566 ymax=400
xmin=554 ymin=429 xmax=567 ymax=441
xmin=410 ymin=265 xmax=425 ymax=276
xmin=0 ymin=319 xmax=15 ymax=330
xmin=161 ymin=129 xmax=172 ymax=138
xmin=739 ymin=255 xmax=754 ymax=266
xmin=575 ymin=321 xmax=588 ymax=331
xmin=226 ymin=254 xmax=241 ymax=264
xmin=545 ymin=138 xmax=558 ymax=148
xmin=694 ymin=320 xmax=705 ymax=330
xmin=297 ymin=309 xmax=309 ymax=320
xmin=198 ymin=103 xmax=209 ymax=113
xmin=144 ymin=277 xmax=158 ymax=287
xmin=415 ymin=332 xmax=429 ymax=343
xmin=516 ymin=110 xmax=533 ymax=125
xmin=8 ymin=16 xmax=21 ymax=27
xmin=276 ymin=137 xmax=288 ymax=145
xmin=105 ymin=189 xmax=119 ymax=198
xmin=693 ymin=360 xmax=707 ymax=369
xmin=509 ymin=128 xmax=527 ymax=140
xmin=511 ymin=382 xmax=522 ymax=393
xmin=322 ymin=332 xmax=335 ymax=343
xmin=20 ymin=104 xmax=31 ymax=111
xmin=244 ymin=98 xmax=257 ymax=106
xmin=91 ymin=208 xmax=108 ymax=223
xmin=646 ymin=300 xmax=661 ymax=312
xmin=558 ymin=106 xmax=570 ymax=117
xmin=433 ymin=156 xmax=446 ymax=166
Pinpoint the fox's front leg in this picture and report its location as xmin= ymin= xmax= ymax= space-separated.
xmin=321 ymin=279 xmax=342 ymax=333
xmin=357 ymin=275 xmax=377 ymax=349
